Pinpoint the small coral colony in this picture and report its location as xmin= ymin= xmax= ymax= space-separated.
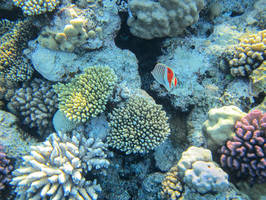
xmin=0 ymin=0 xmax=265 ymax=200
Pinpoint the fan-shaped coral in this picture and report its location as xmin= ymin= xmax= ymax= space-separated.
xmin=220 ymin=110 xmax=266 ymax=184
xmin=11 ymin=131 xmax=109 ymax=199
xmin=54 ymin=65 xmax=117 ymax=123
xmin=106 ymin=95 xmax=170 ymax=154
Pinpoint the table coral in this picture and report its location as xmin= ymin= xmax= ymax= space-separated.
xmin=11 ymin=131 xmax=109 ymax=200
xmin=127 ymin=0 xmax=205 ymax=39
xmin=54 ymin=65 xmax=117 ymax=123
xmin=106 ymin=95 xmax=170 ymax=154
xmin=227 ymin=30 xmax=265 ymax=77
xmin=12 ymin=0 xmax=60 ymax=15
xmin=0 ymin=144 xmax=13 ymax=191
xmin=220 ymin=110 xmax=266 ymax=184
xmin=8 ymin=78 xmax=58 ymax=136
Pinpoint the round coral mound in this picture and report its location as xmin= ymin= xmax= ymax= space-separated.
xmin=107 ymin=96 xmax=170 ymax=154
xmin=220 ymin=110 xmax=266 ymax=184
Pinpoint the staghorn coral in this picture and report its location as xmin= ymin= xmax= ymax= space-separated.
xmin=12 ymin=0 xmax=60 ymax=15
xmin=8 ymin=78 xmax=58 ymax=136
xmin=226 ymin=30 xmax=265 ymax=77
xmin=54 ymin=65 xmax=117 ymax=123
xmin=127 ymin=0 xmax=205 ymax=39
xmin=0 ymin=19 xmax=34 ymax=82
xmin=106 ymin=95 xmax=170 ymax=154
xmin=11 ymin=130 xmax=109 ymax=200
xmin=161 ymin=165 xmax=184 ymax=200
xmin=220 ymin=110 xmax=266 ymax=184
xmin=0 ymin=144 xmax=13 ymax=191
xmin=0 ymin=19 xmax=15 ymax=36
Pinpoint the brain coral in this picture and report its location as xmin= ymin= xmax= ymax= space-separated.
xmin=54 ymin=65 xmax=117 ymax=122
xmin=11 ymin=131 xmax=109 ymax=200
xmin=127 ymin=0 xmax=205 ymax=39
xmin=220 ymin=110 xmax=266 ymax=184
xmin=12 ymin=0 xmax=60 ymax=15
xmin=106 ymin=95 xmax=170 ymax=154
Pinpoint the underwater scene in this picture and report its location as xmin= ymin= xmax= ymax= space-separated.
xmin=0 ymin=0 xmax=265 ymax=199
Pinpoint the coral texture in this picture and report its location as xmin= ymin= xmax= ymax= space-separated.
xmin=8 ymin=78 xmax=58 ymax=136
xmin=127 ymin=0 xmax=205 ymax=39
xmin=54 ymin=65 xmax=117 ymax=123
xmin=0 ymin=19 xmax=34 ymax=82
xmin=12 ymin=0 xmax=60 ymax=15
xmin=220 ymin=110 xmax=266 ymax=184
xmin=203 ymin=105 xmax=246 ymax=151
xmin=11 ymin=131 xmax=109 ymax=199
xmin=161 ymin=165 xmax=184 ymax=200
xmin=106 ymin=96 xmax=170 ymax=154
xmin=250 ymin=62 xmax=266 ymax=97
xmin=227 ymin=30 xmax=265 ymax=77
xmin=0 ymin=144 xmax=13 ymax=191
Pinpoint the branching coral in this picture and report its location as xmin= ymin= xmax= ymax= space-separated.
xmin=12 ymin=0 xmax=60 ymax=15
xmin=11 ymin=131 xmax=109 ymax=199
xmin=54 ymin=65 xmax=117 ymax=123
xmin=220 ymin=110 xmax=266 ymax=184
xmin=0 ymin=144 xmax=13 ymax=191
xmin=0 ymin=19 xmax=34 ymax=82
xmin=227 ymin=30 xmax=265 ymax=77
xmin=8 ymin=78 xmax=58 ymax=136
xmin=106 ymin=96 xmax=170 ymax=154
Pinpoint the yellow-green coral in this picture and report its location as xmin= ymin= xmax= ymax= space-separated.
xmin=228 ymin=30 xmax=265 ymax=77
xmin=54 ymin=65 xmax=117 ymax=123
xmin=0 ymin=19 xmax=34 ymax=82
xmin=12 ymin=0 xmax=60 ymax=15
xmin=250 ymin=61 xmax=266 ymax=96
xmin=106 ymin=96 xmax=170 ymax=154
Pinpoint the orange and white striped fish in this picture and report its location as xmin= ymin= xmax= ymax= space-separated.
xmin=151 ymin=63 xmax=178 ymax=91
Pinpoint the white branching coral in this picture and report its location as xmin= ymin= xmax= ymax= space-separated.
xmin=11 ymin=131 xmax=109 ymax=200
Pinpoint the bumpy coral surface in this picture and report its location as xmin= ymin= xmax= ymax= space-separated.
xmin=220 ymin=110 xmax=266 ymax=184
xmin=106 ymin=96 xmax=170 ymax=154
xmin=0 ymin=145 xmax=13 ymax=191
xmin=250 ymin=62 xmax=266 ymax=96
xmin=227 ymin=30 xmax=265 ymax=77
xmin=11 ymin=131 xmax=109 ymax=200
xmin=54 ymin=65 xmax=117 ymax=123
xmin=12 ymin=0 xmax=60 ymax=15
xmin=161 ymin=165 xmax=183 ymax=200
xmin=8 ymin=78 xmax=58 ymax=136
xmin=0 ymin=19 xmax=34 ymax=82
xmin=127 ymin=0 xmax=205 ymax=39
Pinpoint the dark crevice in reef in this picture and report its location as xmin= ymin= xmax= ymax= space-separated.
xmin=0 ymin=8 xmax=23 ymax=21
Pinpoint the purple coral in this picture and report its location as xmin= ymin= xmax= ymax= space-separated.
xmin=0 ymin=145 xmax=13 ymax=190
xmin=220 ymin=110 xmax=266 ymax=184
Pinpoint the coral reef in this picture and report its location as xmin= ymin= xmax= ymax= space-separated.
xmin=203 ymin=105 xmax=246 ymax=151
xmin=11 ymin=131 xmax=109 ymax=199
xmin=54 ymin=65 xmax=117 ymax=122
xmin=0 ymin=73 xmax=18 ymax=102
xmin=220 ymin=110 xmax=266 ymax=184
xmin=0 ymin=19 xmax=34 ymax=82
xmin=250 ymin=62 xmax=266 ymax=97
xmin=8 ymin=78 xmax=58 ymax=136
xmin=106 ymin=95 xmax=170 ymax=154
xmin=177 ymin=146 xmax=229 ymax=194
xmin=226 ymin=30 xmax=265 ymax=77
xmin=52 ymin=110 xmax=77 ymax=133
xmin=12 ymin=0 xmax=60 ymax=15
xmin=161 ymin=165 xmax=184 ymax=200
xmin=0 ymin=144 xmax=13 ymax=191
xmin=127 ymin=0 xmax=205 ymax=39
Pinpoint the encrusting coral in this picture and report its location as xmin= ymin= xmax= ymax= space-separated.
xmin=127 ymin=0 xmax=205 ymax=39
xmin=249 ymin=61 xmax=266 ymax=96
xmin=220 ymin=110 xmax=266 ymax=184
xmin=0 ymin=144 xmax=13 ymax=191
xmin=161 ymin=165 xmax=184 ymax=200
xmin=11 ymin=131 xmax=110 ymax=200
xmin=54 ymin=65 xmax=117 ymax=123
xmin=8 ymin=78 xmax=58 ymax=136
xmin=12 ymin=0 xmax=60 ymax=15
xmin=106 ymin=95 xmax=170 ymax=154
xmin=226 ymin=30 xmax=265 ymax=77
xmin=0 ymin=19 xmax=34 ymax=82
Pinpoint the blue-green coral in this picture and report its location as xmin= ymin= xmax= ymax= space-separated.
xmin=106 ymin=96 xmax=170 ymax=154
xmin=54 ymin=65 xmax=117 ymax=123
